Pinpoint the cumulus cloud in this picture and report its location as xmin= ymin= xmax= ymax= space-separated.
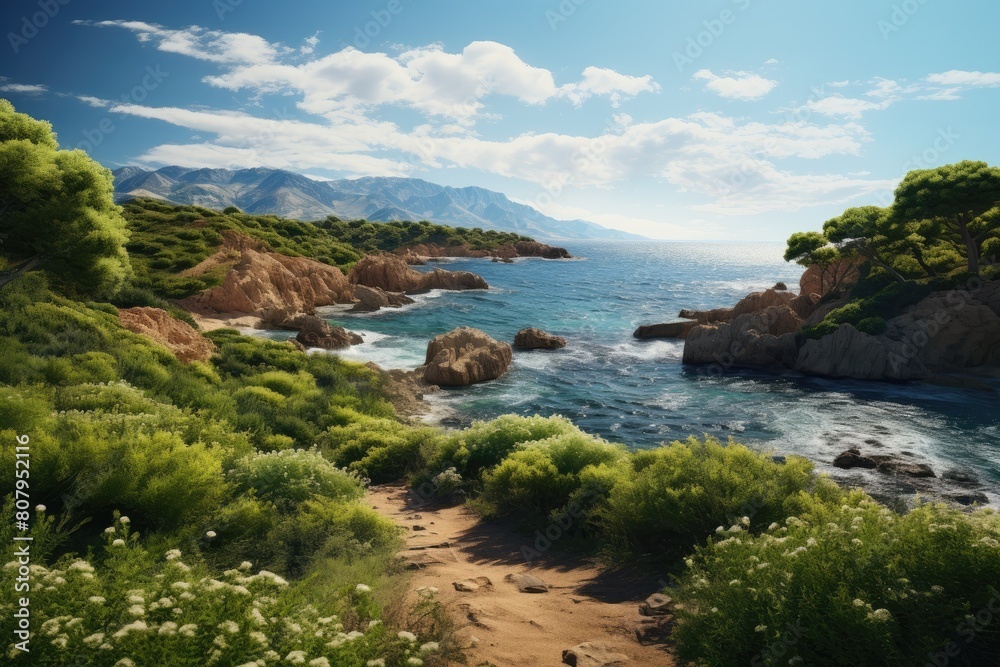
xmin=692 ymin=70 xmax=777 ymax=100
xmin=83 ymin=20 xmax=898 ymax=216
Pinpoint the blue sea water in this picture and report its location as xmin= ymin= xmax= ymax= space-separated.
xmin=267 ymin=241 xmax=1000 ymax=498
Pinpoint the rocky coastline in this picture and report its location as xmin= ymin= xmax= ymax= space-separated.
xmin=635 ymin=263 xmax=1000 ymax=389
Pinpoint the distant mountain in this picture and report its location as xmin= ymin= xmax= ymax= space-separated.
xmin=111 ymin=166 xmax=646 ymax=241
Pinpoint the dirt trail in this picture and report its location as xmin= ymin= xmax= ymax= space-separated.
xmin=369 ymin=484 xmax=676 ymax=666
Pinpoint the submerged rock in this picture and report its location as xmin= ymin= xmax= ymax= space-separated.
xmin=424 ymin=327 xmax=512 ymax=386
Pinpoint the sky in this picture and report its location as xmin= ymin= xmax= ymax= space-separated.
xmin=2 ymin=0 xmax=999 ymax=240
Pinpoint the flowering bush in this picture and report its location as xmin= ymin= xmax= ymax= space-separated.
xmin=671 ymin=491 xmax=1000 ymax=666
xmin=0 ymin=516 xmax=442 ymax=667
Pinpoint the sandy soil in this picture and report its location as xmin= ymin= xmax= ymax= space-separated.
xmin=369 ymin=484 xmax=676 ymax=666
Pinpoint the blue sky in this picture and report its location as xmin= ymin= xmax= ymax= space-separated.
xmin=2 ymin=0 xmax=998 ymax=240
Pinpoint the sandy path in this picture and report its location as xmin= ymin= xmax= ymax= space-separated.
xmin=369 ymin=484 xmax=676 ymax=666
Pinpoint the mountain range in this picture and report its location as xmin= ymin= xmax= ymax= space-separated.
xmin=111 ymin=166 xmax=645 ymax=241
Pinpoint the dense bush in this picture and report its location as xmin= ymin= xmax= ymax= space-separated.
xmin=671 ymin=492 xmax=1000 ymax=666
xmin=594 ymin=437 xmax=817 ymax=559
xmin=477 ymin=432 xmax=626 ymax=519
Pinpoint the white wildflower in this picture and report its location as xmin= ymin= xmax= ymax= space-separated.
xmin=112 ymin=539 xmax=126 ymax=547
xmin=179 ymin=624 xmax=197 ymax=637
xmin=355 ymin=583 xmax=372 ymax=593
xmin=398 ymin=630 xmax=417 ymax=642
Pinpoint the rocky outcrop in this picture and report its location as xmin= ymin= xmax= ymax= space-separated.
xmin=421 ymin=267 xmax=489 ymax=291
xmin=117 ymin=307 xmax=215 ymax=363
xmin=294 ymin=315 xmax=363 ymax=350
xmin=883 ymin=290 xmax=1000 ymax=371
xmin=513 ymin=328 xmax=567 ymax=350
xmin=180 ymin=233 xmax=354 ymax=317
xmin=682 ymin=304 xmax=803 ymax=370
xmin=423 ymin=327 xmax=512 ymax=386
xmin=633 ymin=321 xmax=697 ymax=339
xmin=833 ymin=449 xmax=935 ymax=478
xmin=796 ymin=324 xmax=928 ymax=380
xmin=678 ymin=289 xmax=796 ymax=325
xmin=349 ymin=253 xmax=488 ymax=293
xmin=799 ymin=257 xmax=862 ymax=297
xmin=350 ymin=285 xmax=414 ymax=313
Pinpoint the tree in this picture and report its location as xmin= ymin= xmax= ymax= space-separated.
xmin=0 ymin=99 xmax=129 ymax=295
xmin=784 ymin=231 xmax=843 ymax=294
xmin=823 ymin=206 xmax=908 ymax=282
xmin=891 ymin=160 xmax=1000 ymax=275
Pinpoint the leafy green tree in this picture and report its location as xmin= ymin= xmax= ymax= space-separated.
xmin=784 ymin=231 xmax=843 ymax=293
xmin=823 ymin=206 xmax=908 ymax=282
xmin=891 ymin=160 xmax=1000 ymax=275
xmin=0 ymin=99 xmax=129 ymax=294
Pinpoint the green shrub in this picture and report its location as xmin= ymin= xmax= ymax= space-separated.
xmin=856 ymin=316 xmax=887 ymax=335
xmin=478 ymin=432 xmax=626 ymax=519
xmin=431 ymin=414 xmax=580 ymax=481
xmin=671 ymin=493 xmax=1000 ymax=667
xmin=594 ymin=437 xmax=817 ymax=559
xmin=228 ymin=448 xmax=366 ymax=512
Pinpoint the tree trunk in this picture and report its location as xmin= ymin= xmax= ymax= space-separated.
xmin=959 ymin=223 xmax=980 ymax=275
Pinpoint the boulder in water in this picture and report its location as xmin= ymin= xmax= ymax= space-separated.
xmin=424 ymin=327 xmax=512 ymax=386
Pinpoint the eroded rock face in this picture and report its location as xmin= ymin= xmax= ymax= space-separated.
xmin=423 ymin=327 xmax=512 ymax=386
xmin=795 ymin=323 xmax=928 ymax=380
xmin=117 ymin=307 xmax=215 ymax=363
xmin=682 ymin=304 xmax=803 ymax=370
xmin=799 ymin=257 xmax=862 ymax=296
xmin=350 ymin=285 xmax=414 ymax=313
xmin=180 ymin=233 xmax=353 ymax=317
xmin=294 ymin=315 xmax=363 ymax=350
xmin=884 ymin=290 xmax=1000 ymax=371
xmin=349 ymin=254 xmax=488 ymax=293
xmin=514 ymin=328 xmax=567 ymax=349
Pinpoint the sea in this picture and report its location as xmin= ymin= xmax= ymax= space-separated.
xmin=258 ymin=241 xmax=1000 ymax=500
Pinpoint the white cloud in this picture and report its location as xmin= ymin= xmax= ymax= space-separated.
xmin=560 ymin=66 xmax=660 ymax=106
xmin=799 ymin=94 xmax=893 ymax=120
xmin=76 ymin=95 xmax=110 ymax=107
xmin=926 ymin=70 xmax=1000 ymax=87
xmin=301 ymin=32 xmax=320 ymax=55
xmin=80 ymin=20 xmax=279 ymax=65
xmin=692 ymin=70 xmax=777 ymax=100
xmin=0 ymin=83 xmax=47 ymax=94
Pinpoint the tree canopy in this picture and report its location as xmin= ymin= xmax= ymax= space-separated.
xmin=0 ymin=99 xmax=129 ymax=295
xmin=891 ymin=160 xmax=1000 ymax=275
xmin=786 ymin=160 xmax=1000 ymax=281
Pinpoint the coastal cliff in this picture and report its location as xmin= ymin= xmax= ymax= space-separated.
xmin=640 ymin=265 xmax=1000 ymax=386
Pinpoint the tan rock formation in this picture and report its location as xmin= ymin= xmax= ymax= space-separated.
xmin=350 ymin=285 xmax=414 ymax=313
xmin=682 ymin=304 xmax=803 ymax=370
xmin=513 ymin=328 xmax=567 ymax=349
xmin=799 ymin=257 xmax=862 ymax=296
xmin=423 ymin=327 xmax=512 ymax=386
xmin=349 ymin=253 xmax=488 ymax=293
xmin=633 ymin=321 xmax=698 ymax=339
xmin=294 ymin=315 xmax=363 ymax=350
xmin=117 ymin=307 xmax=215 ymax=363
xmin=180 ymin=233 xmax=353 ymax=317
xmin=678 ymin=288 xmax=796 ymax=324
